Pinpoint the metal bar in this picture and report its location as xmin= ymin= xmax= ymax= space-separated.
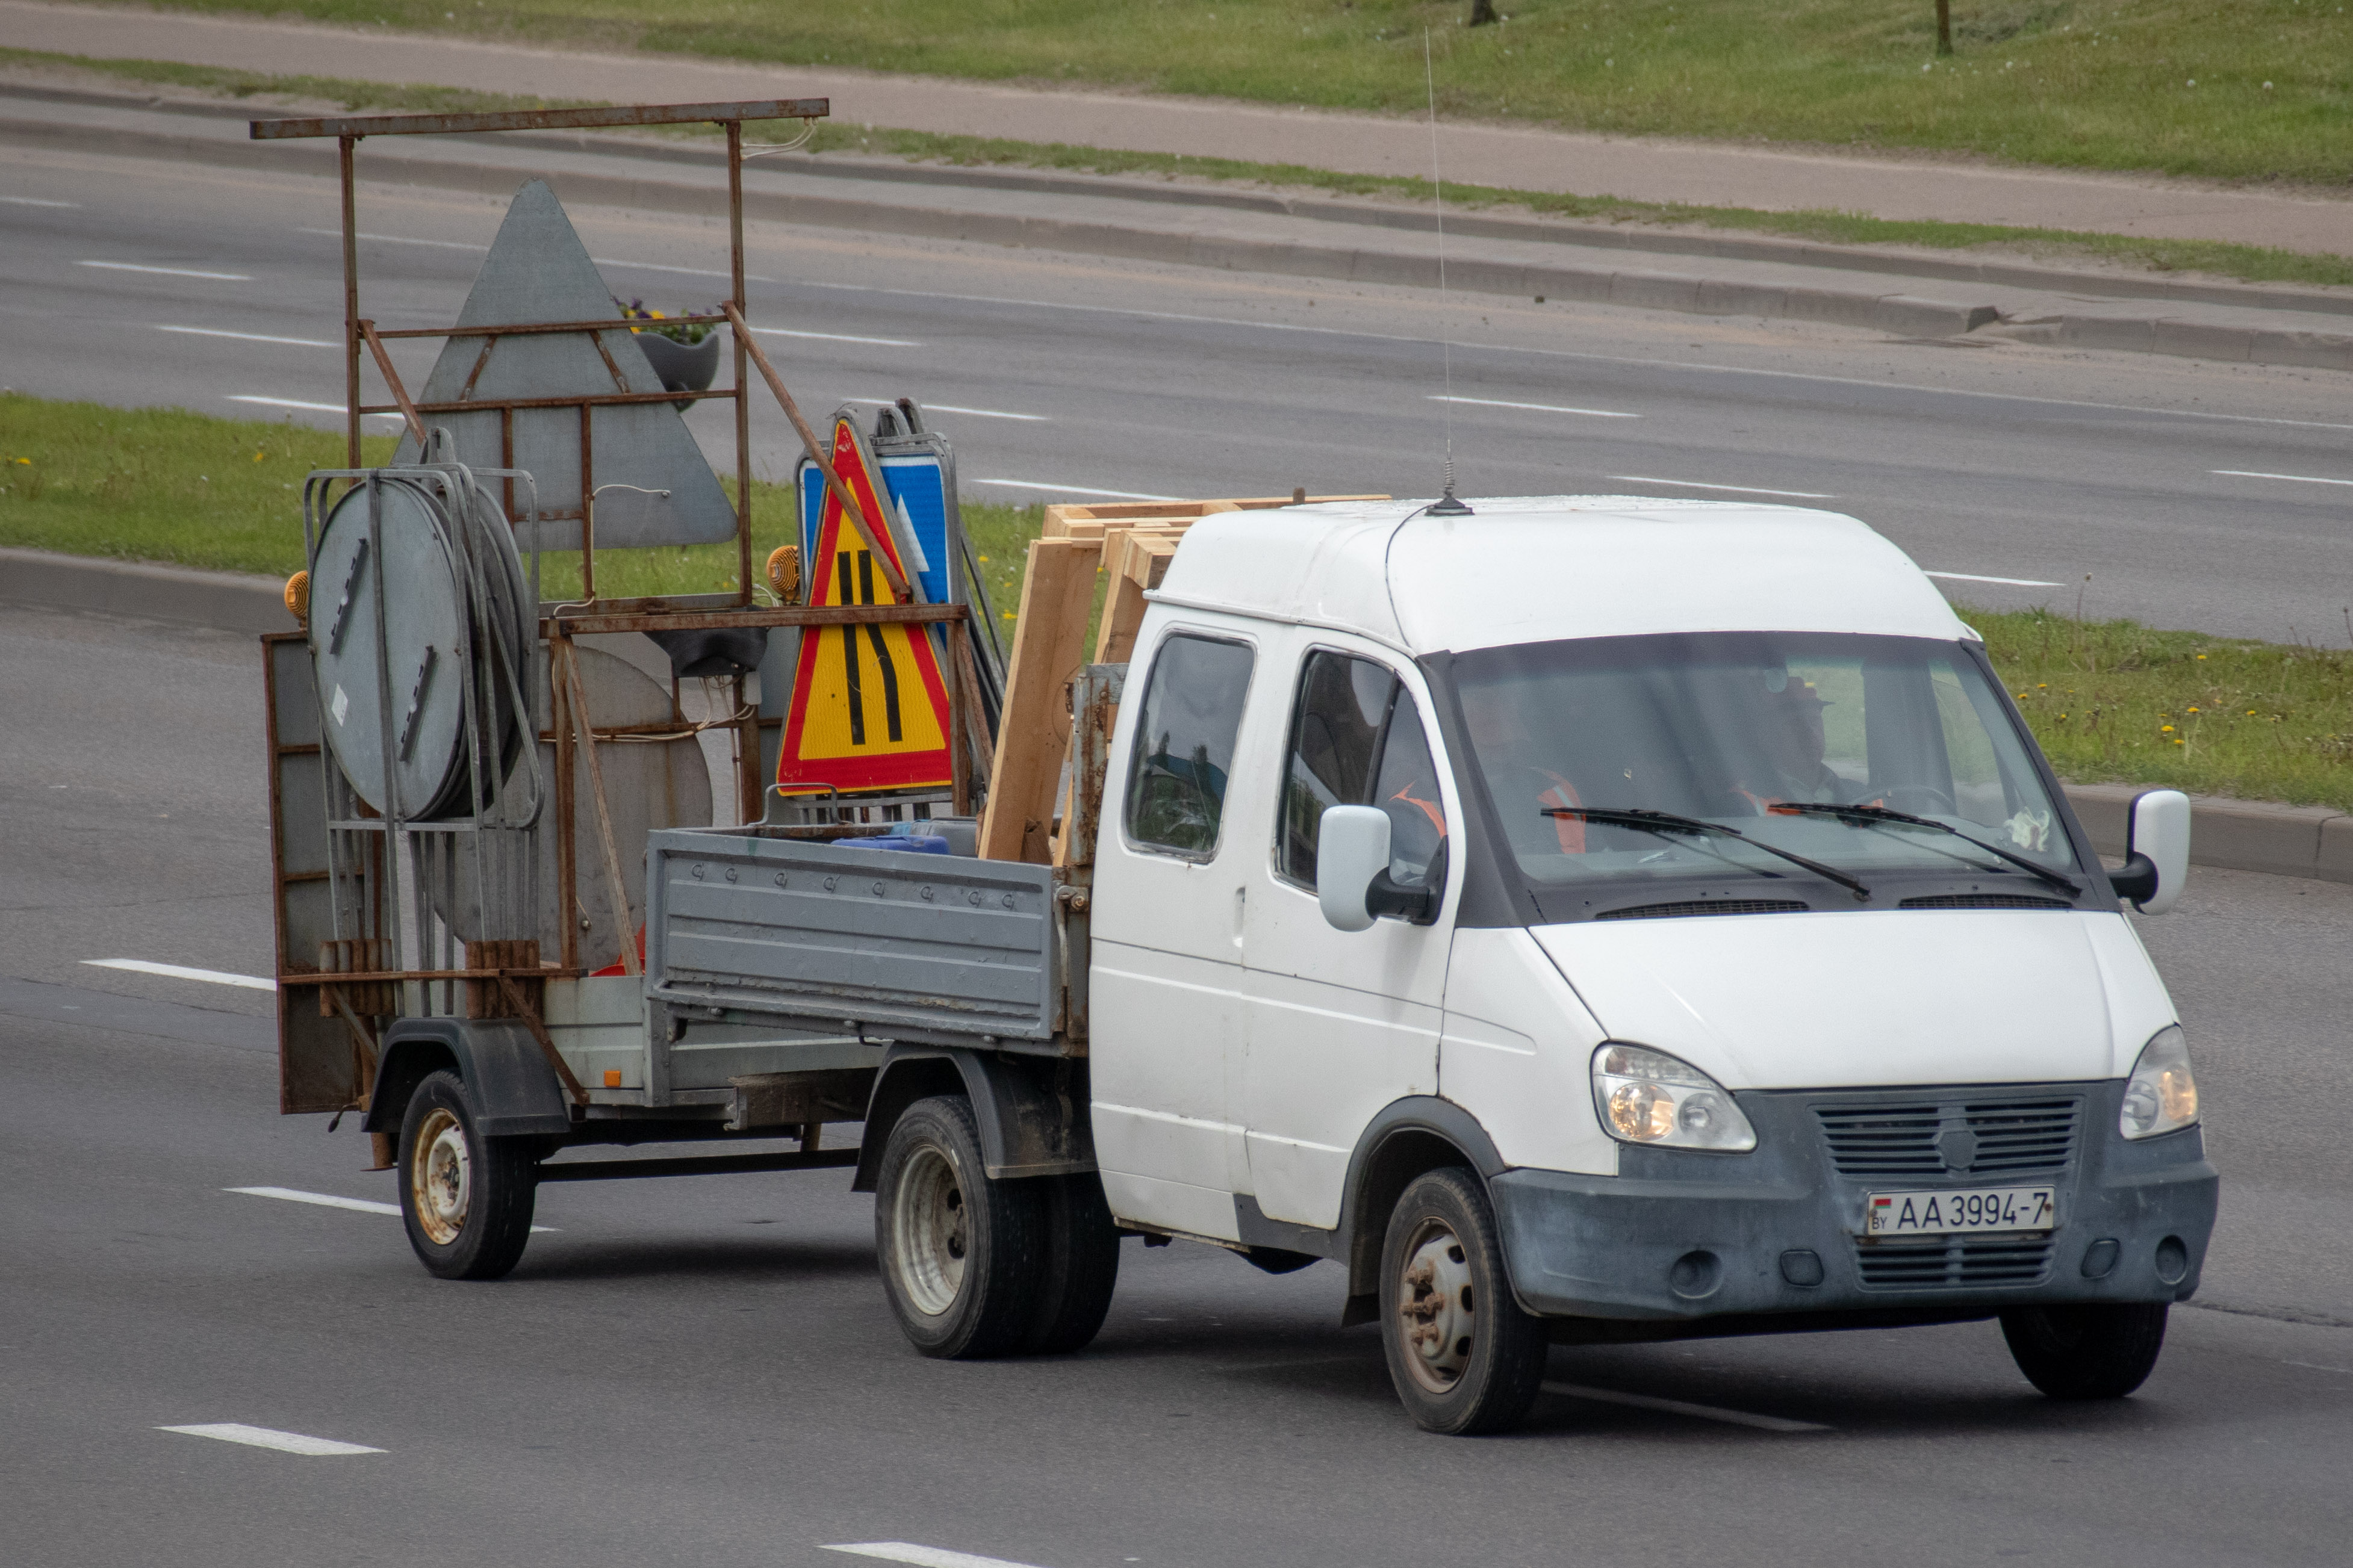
xmin=339 ymin=135 xmax=360 ymax=468
xmin=551 ymin=643 xmax=580 ymax=973
xmin=721 ymin=301 xmax=910 ymax=603
xmin=359 ymin=388 xmax=737 ymax=414
xmin=535 ymin=1148 xmax=862 ymax=1182
xmin=558 ymin=639 xmax=639 ymax=976
xmin=373 ymin=315 xmax=726 ymax=341
xmin=577 ymin=404 xmax=595 ymax=602
xmin=356 ymin=320 xmax=427 ymax=447
xmin=251 ymin=98 xmax=829 ymax=141
xmin=499 ymin=973 xmax=591 ymax=1107
xmin=546 ymin=603 xmax=966 ymax=635
xmin=951 ymin=617 xmax=998 ymax=784
xmin=728 ymin=120 xmax=753 ymax=612
xmin=282 ymin=967 xmax=571 ymax=987
xmin=945 ymin=619 xmax=974 ymax=818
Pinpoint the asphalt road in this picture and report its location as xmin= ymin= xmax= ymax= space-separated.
xmin=8 ymin=135 xmax=2353 ymax=1567
xmin=7 ymin=600 xmax=2353 ymax=1567
xmin=8 ymin=137 xmax=2353 ymax=645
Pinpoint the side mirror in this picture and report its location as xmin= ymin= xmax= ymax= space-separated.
xmin=2109 ymin=789 xmax=2189 ymax=915
xmin=1317 ymin=805 xmax=1391 ymax=932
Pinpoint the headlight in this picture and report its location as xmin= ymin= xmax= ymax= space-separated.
xmin=1591 ymin=1043 xmax=1757 ymax=1151
xmin=2120 ymin=1024 xmax=2199 ymax=1139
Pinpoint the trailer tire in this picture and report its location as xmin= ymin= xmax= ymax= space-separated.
xmin=396 ymin=1070 xmax=539 ymax=1281
xmin=1378 ymin=1168 xmax=1547 ymax=1435
xmin=875 ymin=1095 xmax=1042 ymax=1360
xmin=1023 ymin=1174 xmax=1121 ymax=1355
xmin=2000 ymin=1303 xmax=2168 ymax=1399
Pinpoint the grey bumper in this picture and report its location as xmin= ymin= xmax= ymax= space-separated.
xmin=1491 ymin=1079 xmax=2218 ymax=1324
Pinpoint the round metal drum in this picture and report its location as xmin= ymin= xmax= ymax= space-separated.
xmin=310 ymin=478 xmax=473 ymax=819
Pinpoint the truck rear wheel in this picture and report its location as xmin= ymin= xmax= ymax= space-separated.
xmin=396 ymin=1069 xmax=539 ymax=1281
xmin=1024 ymin=1174 xmax=1121 ymax=1355
xmin=2000 ymin=1303 xmax=2169 ymax=1399
xmin=875 ymin=1095 xmax=1042 ymax=1359
xmin=1378 ymin=1168 xmax=1548 ymax=1435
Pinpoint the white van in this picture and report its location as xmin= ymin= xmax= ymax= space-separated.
xmin=1084 ymin=495 xmax=2215 ymax=1433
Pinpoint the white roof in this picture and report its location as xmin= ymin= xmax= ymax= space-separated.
xmin=1149 ymin=495 xmax=1971 ymax=655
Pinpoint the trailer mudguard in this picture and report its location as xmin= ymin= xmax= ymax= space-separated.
xmin=852 ymin=1044 xmax=1095 ymax=1191
xmin=361 ymin=1017 xmax=575 ymax=1139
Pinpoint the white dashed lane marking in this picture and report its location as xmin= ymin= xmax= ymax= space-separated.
xmin=228 ymin=1187 xmax=557 ymax=1233
xmin=1543 ymin=1380 xmax=1830 ymax=1433
xmin=85 ymin=959 xmax=275 ymax=991
xmin=825 ymin=1545 xmax=1059 ymax=1568
xmin=158 ymin=1423 xmax=384 ymax=1455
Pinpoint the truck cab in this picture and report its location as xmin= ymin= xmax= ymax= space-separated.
xmin=1084 ymin=494 xmax=2215 ymax=1432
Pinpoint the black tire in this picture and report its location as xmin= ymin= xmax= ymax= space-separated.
xmin=1023 ymin=1174 xmax=1122 ymax=1355
xmin=874 ymin=1095 xmax=1043 ymax=1359
xmin=1378 ymin=1168 xmax=1548 ymax=1434
xmin=396 ymin=1069 xmax=539 ymax=1281
xmin=2000 ymin=1303 xmax=2169 ymax=1399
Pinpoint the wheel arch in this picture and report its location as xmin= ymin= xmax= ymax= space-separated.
xmin=361 ymin=1017 xmax=573 ymax=1138
xmin=1336 ymin=1096 xmax=1508 ymax=1327
xmin=852 ymin=1046 xmax=1095 ymax=1192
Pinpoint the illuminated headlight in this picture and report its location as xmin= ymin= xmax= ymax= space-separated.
xmin=2120 ymin=1024 xmax=2199 ymax=1139
xmin=1591 ymin=1043 xmax=1757 ymax=1151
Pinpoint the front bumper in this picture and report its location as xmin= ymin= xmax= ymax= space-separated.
xmin=1491 ymin=1079 xmax=2218 ymax=1324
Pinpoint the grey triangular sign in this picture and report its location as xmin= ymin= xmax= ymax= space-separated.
xmin=391 ymin=179 xmax=736 ymax=550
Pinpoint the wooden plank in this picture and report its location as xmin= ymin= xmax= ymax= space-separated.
xmin=978 ymin=537 xmax=1103 ymax=862
xmin=1092 ymin=533 xmax=1180 ymax=666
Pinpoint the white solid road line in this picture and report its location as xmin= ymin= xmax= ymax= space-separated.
xmin=79 ymin=259 xmax=252 ymax=281
xmin=4 ymin=194 xmax=78 ymax=207
xmin=1543 ymin=1380 xmax=1830 ymax=1433
xmin=1609 ymin=474 xmax=1836 ymax=498
xmin=1432 ymin=394 xmax=1640 ymax=418
xmin=303 ymin=227 xmax=486 ymax=251
xmin=158 ymin=324 xmax=338 ymax=349
xmin=298 ymin=229 xmax=783 ymax=284
xmin=848 ymin=395 xmax=1041 ymax=420
xmin=825 ymin=1544 xmax=1057 ymax=1568
xmin=158 ymin=1423 xmax=384 ymax=1456
xmin=751 ymin=327 xmax=923 ymax=347
xmin=229 ymin=1186 xmax=558 ymax=1232
xmin=227 ymin=395 xmax=406 ymax=419
xmin=85 ymin=958 xmax=275 ymax=990
xmin=2213 ymin=468 xmax=2353 ymax=488
xmin=1925 ymin=571 xmax=2064 ymax=587
xmin=977 ymin=479 xmax=1181 ymax=501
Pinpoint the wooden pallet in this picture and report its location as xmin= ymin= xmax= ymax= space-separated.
xmin=975 ymin=494 xmax=1387 ymax=863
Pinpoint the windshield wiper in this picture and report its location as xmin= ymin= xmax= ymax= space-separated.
xmin=1765 ymin=802 xmax=2081 ymax=896
xmin=1543 ymin=806 xmax=1872 ymax=901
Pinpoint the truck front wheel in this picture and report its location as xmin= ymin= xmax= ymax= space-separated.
xmin=1378 ymin=1168 xmax=1548 ymax=1434
xmin=875 ymin=1095 xmax=1042 ymax=1359
xmin=396 ymin=1070 xmax=539 ymax=1281
xmin=2000 ymin=1303 xmax=2169 ymax=1399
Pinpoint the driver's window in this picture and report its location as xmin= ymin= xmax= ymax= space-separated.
xmin=1276 ymin=651 xmax=1443 ymax=891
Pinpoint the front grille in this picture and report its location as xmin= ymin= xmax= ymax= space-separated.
xmin=1900 ymin=893 xmax=2072 ymax=910
xmin=1855 ymin=1234 xmax=2054 ymax=1290
xmin=1815 ymin=1098 xmax=2080 ymax=1177
xmin=1594 ymin=899 xmax=1810 ymax=921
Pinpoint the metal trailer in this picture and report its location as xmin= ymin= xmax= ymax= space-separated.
xmin=261 ymin=99 xmax=1120 ymax=1357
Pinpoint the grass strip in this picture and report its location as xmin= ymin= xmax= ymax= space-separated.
xmin=85 ymin=1 xmax=2353 ymax=188
xmin=7 ymin=45 xmax=2350 ymax=291
xmin=7 ymin=395 xmax=2349 ymax=808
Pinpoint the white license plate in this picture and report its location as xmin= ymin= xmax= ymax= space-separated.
xmin=1864 ymin=1186 xmax=2055 ymax=1239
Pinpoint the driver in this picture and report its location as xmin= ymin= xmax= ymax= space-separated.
xmin=1729 ymin=674 xmax=1844 ymax=810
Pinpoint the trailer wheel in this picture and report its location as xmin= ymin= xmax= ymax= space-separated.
xmin=397 ymin=1070 xmax=539 ymax=1281
xmin=1378 ymin=1168 xmax=1547 ymax=1435
xmin=2000 ymin=1303 xmax=2169 ymax=1399
xmin=1023 ymin=1174 xmax=1121 ymax=1355
xmin=875 ymin=1095 xmax=1041 ymax=1359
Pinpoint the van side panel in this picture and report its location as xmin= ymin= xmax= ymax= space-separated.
xmin=1439 ymin=928 xmax=1617 ymax=1177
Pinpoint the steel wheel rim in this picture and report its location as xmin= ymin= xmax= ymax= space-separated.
xmin=1396 ymin=1218 xmax=1477 ymax=1395
xmin=411 ymin=1108 xmax=470 ymax=1247
xmin=892 ymin=1142 xmax=969 ymax=1317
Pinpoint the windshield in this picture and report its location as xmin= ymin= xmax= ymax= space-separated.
xmin=1446 ymin=632 xmax=2077 ymax=897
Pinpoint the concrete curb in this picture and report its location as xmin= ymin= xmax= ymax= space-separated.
xmin=7 ymin=547 xmax=2345 ymax=885
xmin=7 ymin=99 xmax=2348 ymax=364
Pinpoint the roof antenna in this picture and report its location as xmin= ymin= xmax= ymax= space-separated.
xmin=1423 ymin=29 xmax=1472 ymax=518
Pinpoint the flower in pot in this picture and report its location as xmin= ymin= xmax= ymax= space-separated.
xmin=615 ymin=297 xmax=723 ymax=411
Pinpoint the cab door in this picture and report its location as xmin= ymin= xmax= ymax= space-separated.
xmin=1238 ymin=644 xmax=1456 ymax=1230
xmin=1088 ymin=624 xmax=1268 ymax=1242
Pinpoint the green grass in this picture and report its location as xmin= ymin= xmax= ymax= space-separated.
xmin=10 ymin=395 xmax=2351 ymax=807
xmin=1966 ymin=605 xmax=2353 ymax=811
xmin=12 ymin=43 xmax=2349 ymax=289
xmin=103 ymin=0 xmax=2353 ymax=185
